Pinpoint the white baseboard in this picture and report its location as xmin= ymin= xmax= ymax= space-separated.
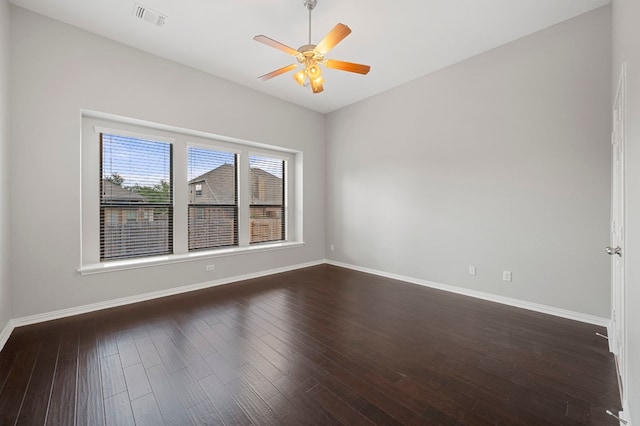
xmin=607 ymin=322 xmax=615 ymax=353
xmin=8 ymin=259 xmax=324 ymax=331
xmin=0 ymin=320 xmax=13 ymax=351
xmin=1 ymin=258 xmax=611 ymax=354
xmin=326 ymin=260 xmax=610 ymax=328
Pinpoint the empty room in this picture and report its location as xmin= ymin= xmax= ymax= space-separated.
xmin=0 ymin=0 xmax=638 ymax=425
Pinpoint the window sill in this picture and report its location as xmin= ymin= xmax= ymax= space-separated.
xmin=78 ymin=241 xmax=306 ymax=275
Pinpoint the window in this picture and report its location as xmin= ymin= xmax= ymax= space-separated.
xmin=100 ymin=133 xmax=172 ymax=260
xmin=188 ymin=147 xmax=238 ymax=251
xmin=249 ymin=156 xmax=285 ymax=244
xmin=81 ymin=115 xmax=301 ymax=271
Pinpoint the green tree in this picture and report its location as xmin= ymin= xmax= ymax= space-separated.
xmin=105 ymin=172 xmax=124 ymax=186
xmin=133 ymin=180 xmax=171 ymax=204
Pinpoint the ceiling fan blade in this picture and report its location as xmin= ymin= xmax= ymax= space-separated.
xmin=253 ymin=35 xmax=299 ymax=56
xmin=258 ymin=64 xmax=298 ymax=81
xmin=315 ymin=23 xmax=352 ymax=54
xmin=324 ymin=59 xmax=371 ymax=75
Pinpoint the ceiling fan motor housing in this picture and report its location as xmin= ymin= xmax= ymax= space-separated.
xmin=296 ymin=45 xmax=324 ymax=63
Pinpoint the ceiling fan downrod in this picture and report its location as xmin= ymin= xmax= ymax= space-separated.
xmin=304 ymin=0 xmax=317 ymax=45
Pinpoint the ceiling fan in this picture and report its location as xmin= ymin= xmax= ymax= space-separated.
xmin=253 ymin=0 xmax=371 ymax=94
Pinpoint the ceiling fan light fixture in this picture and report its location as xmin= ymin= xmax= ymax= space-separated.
xmin=307 ymin=61 xmax=322 ymax=80
xmin=294 ymin=70 xmax=306 ymax=85
xmin=311 ymin=79 xmax=324 ymax=94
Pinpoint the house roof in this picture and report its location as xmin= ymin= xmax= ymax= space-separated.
xmin=189 ymin=164 xmax=282 ymax=205
xmin=101 ymin=180 xmax=145 ymax=203
xmin=189 ymin=164 xmax=236 ymax=205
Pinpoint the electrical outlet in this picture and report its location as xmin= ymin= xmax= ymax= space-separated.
xmin=502 ymin=271 xmax=512 ymax=282
xmin=330 ymin=244 xmax=335 ymax=251
xmin=206 ymin=264 xmax=215 ymax=271
xmin=469 ymin=266 xmax=476 ymax=276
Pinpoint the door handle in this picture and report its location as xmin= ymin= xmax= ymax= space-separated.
xmin=605 ymin=246 xmax=622 ymax=257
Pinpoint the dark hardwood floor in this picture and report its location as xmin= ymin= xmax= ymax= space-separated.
xmin=0 ymin=265 xmax=621 ymax=425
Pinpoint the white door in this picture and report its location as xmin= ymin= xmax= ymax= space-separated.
xmin=609 ymin=63 xmax=626 ymax=406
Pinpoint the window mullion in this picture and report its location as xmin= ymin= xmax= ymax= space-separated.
xmin=173 ymin=140 xmax=188 ymax=254
xmin=238 ymin=152 xmax=250 ymax=247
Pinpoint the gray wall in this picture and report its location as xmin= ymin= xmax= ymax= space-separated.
xmin=326 ymin=7 xmax=612 ymax=318
xmin=0 ymin=0 xmax=10 ymax=330
xmin=612 ymin=0 xmax=639 ymax=421
xmin=9 ymin=6 xmax=325 ymax=318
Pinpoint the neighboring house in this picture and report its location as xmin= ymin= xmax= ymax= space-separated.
xmin=249 ymin=167 xmax=284 ymax=243
xmin=100 ymin=179 xmax=167 ymax=259
xmin=101 ymin=179 xmax=154 ymax=224
xmin=187 ymin=163 xmax=237 ymax=249
xmin=188 ymin=163 xmax=236 ymax=205
xmin=188 ymin=164 xmax=284 ymax=245
xmin=250 ymin=167 xmax=283 ymax=206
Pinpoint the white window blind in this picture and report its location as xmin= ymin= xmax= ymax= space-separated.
xmin=249 ymin=156 xmax=285 ymax=244
xmin=100 ymin=133 xmax=173 ymax=260
xmin=187 ymin=147 xmax=238 ymax=250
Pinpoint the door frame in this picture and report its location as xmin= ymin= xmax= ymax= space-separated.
xmin=610 ymin=62 xmax=627 ymax=413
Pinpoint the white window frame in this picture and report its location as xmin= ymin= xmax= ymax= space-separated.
xmin=80 ymin=113 xmax=303 ymax=274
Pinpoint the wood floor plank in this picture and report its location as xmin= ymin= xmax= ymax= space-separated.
xmin=101 ymin=353 xmax=127 ymax=398
xmin=162 ymin=320 xmax=214 ymax=380
xmin=225 ymin=377 xmax=282 ymax=425
xmin=14 ymin=336 xmax=59 ymax=425
xmin=130 ymin=393 xmax=165 ymax=426
xmin=97 ymin=327 xmax=119 ymax=359
xmin=235 ymin=362 xmax=280 ymax=401
xmin=0 ymin=349 xmax=16 ymax=395
xmin=188 ymin=399 xmax=225 ymax=425
xmin=172 ymin=313 xmax=217 ymax=357
xmin=199 ymin=372 xmax=252 ymax=426
xmin=0 ymin=265 xmax=621 ymax=425
xmin=104 ymin=391 xmax=135 ymax=426
xmin=264 ymin=392 xmax=317 ymax=426
xmin=147 ymin=325 xmax=188 ymax=373
xmin=203 ymin=351 xmax=242 ymax=385
xmin=76 ymin=322 xmax=105 ymax=426
xmin=0 ymin=342 xmax=40 ymax=425
xmin=117 ymin=333 xmax=142 ymax=369
xmin=133 ymin=335 xmax=162 ymax=369
xmin=123 ymin=362 xmax=152 ymax=401
xmin=145 ymin=364 xmax=193 ymax=425
xmin=76 ymin=347 xmax=106 ymax=426
xmin=270 ymin=374 xmax=346 ymax=425
xmin=46 ymin=346 xmax=79 ymax=426
xmin=307 ymin=383 xmax=376 ymax=426
xmin=358 ymin=402 xmax=405 ymax=426
xmin=170 ymin=367 xmax=208 ymax=409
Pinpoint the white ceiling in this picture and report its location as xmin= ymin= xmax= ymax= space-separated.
xmin=10 ymin=0 xmax=610 ymax=113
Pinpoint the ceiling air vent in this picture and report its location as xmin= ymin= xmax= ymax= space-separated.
xmin=133 ymin=3 xmax=167 ymax=27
